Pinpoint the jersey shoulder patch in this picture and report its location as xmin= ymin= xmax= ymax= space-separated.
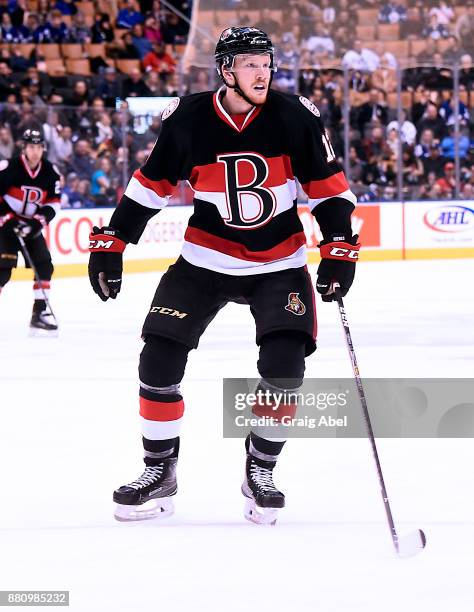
xmin=161 ymin=97 xmax=180 ymax=121
xmin=298 ymin=96 xmax=321 ymax=117
xmin=0 ymin=160 xmax=9 ymax=171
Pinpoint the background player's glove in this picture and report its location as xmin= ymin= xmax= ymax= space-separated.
xmin=1 ymin=213 xmax=46 ymax=239
xmin=316 ymin=233 xmax=360 ymax=302
xmin=88 ymin=226 xmax=127 ymax=302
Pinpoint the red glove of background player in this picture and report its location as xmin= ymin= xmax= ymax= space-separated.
xmin=316 ymin=233 xmax=360 ymax=302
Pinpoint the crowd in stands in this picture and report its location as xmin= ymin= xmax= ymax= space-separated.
xmin=1 ymin=0 xmax=474 ymax=203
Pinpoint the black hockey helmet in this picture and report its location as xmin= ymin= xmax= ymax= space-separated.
xmin=22 ymin=128 xmax=44 ymax=145
xmin=215 ymin=27 xmax=275 ymax=78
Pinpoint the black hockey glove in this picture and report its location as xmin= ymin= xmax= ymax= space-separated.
xmin=88 ymin=226 xmax=127 ymax=302
xmin=316 ymin=233 xmax=360 ymax=302
xmin=1 ymin=213 xmax=45 ymax=239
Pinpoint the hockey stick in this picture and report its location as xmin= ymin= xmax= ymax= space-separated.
xmin=333 ymin=283 xmax=426 ymax=557
xmin=14 ymin=227 xmax=58 ymax=327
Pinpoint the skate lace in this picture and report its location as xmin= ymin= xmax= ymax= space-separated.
xmin=127 ymin=465 xmax=164 ymax=490
xmin=250 ymin=462 xmax=277 ymax=492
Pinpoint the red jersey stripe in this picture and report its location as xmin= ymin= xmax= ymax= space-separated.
xmin=252 ymin=403 xmax=298 ymax=420
xmin=7 ymin=186 xmax=47 ymax=203
xmin=133 ymin=170 xmax=176 ymax=197
xmin=184 ymin=227 xmax=306 ymax=262
xmin=189 ymin=155 xmax=294 ymax=192
xmin=139 ymin=397 xmax=185 ymax=421
xmin=302 ymin=171 xmax=349 ymax=199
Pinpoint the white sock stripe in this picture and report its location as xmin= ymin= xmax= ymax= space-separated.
xmin=139 ymin=381 xmax=181 ymax=395
xmin=140 ymin=416 xmax=183 ymax=441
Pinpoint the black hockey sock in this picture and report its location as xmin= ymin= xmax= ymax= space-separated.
xmin=248 ymin=432 xmax=285 ymax=463
xmin=143 ymin=436 xmax=180 ymax=466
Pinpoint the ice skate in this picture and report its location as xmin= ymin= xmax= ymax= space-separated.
xmin=113 ymin=459 xmax=177 ymax=521
xmin=242 ymin=445 xmax=285 ymax=526
xmin=29 ymin=302 xmax=58 ymax=337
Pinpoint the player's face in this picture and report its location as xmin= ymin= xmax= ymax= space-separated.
xmin=227 ymin=53 xmax=272 ymax=105
xmin=24 ymin=143 xmax=44 ymax=167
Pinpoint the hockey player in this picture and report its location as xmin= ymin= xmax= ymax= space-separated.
xmin=0 ymin=129 xmax=61 ymax=333
xmin=89 ymin=27 xmax=360 ymax=523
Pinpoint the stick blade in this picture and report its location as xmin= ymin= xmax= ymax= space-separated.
xmin=397 ymin=529 xmax=427 ymax=558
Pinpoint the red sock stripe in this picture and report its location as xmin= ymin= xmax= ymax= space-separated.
xmin=33 ymin=281 xmax=50 ymax=289
xmin=252 ymin=403 xmax=297 ymax=421
xmin=139 ymin=397 xmax=184 ymax=421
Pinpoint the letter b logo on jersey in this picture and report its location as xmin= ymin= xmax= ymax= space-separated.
xmin=21 ymin=186 xmax=43 ymax=215
xmin=217 ymin=153 xmax=276 ymax=229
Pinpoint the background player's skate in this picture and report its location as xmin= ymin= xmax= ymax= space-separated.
xmin=241 ymin=436 xmax=285 ymax=526
xmin=113 ymin=450 xmax=178 ymax=521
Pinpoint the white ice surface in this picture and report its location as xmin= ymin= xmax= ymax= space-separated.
xmin=1 ymin=259 xmax=473 ymax=611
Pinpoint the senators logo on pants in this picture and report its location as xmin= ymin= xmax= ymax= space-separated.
xmin=285 ymin=292 xmax=306 ymax=316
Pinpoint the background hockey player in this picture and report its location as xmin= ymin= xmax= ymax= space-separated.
xmin=0 ymin=129 xmax=61 ymax=333
xmin=88 ymin=27 xmax=360 ymax=523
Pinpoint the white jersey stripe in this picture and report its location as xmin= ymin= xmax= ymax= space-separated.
xmin=193 ymin=179 xmax=298 ymax=220
xmin=307 ymin=188 xmax=357 ymax=211
xmin=124 ymin=176 xmax=170 ymax=210
xmin=181 ymin=241 xmax=307 ymax=276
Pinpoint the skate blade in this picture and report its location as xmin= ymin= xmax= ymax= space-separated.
xmin=29 ymin=327 xmax=59 ymax=338
xmin=114 ymin=497 xmax=175 ymax=522
xmin=244 ymin=499 xmax=279 ymax=526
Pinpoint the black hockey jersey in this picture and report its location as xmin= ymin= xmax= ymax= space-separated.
xmin=0 ymin=155 xmax=61 ymax=222
xmin=111 ymin=88 xmax=356 ymax=275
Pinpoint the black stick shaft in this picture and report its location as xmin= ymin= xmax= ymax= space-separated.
xmin=334 ymin=290 xmax=400 ymax=554
xmin=16 ymin=231 xmax=57 ymax=325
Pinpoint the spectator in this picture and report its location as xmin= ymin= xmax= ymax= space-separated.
xmin=274 ymin=33 xmax=299 ymax=93
xmin=94 ymin=112 xmax=114 ymax=147
xmin=35 ymin=9 xmax=70 ymax=43
xmin=422 ymin=13 xmax=449 ymax=40
xmin=347 ymin=145 xmax=365 ymax=184
xmin=348 ymin=69 xmax=371 ymax=92
xmin=131 ymin=23 xmax=153 ymax=59
xmin=95 ymin=67 xmax=123 ymax=107
xmin=417 ymin=102 xmax=446 ymax=140
xmin=116 ymin=0 xmax=144 ymax=29
xmin=357 ymin=88 xmax=388 ymax=135
xmin=0 ymin=12 xmax=24 ymax=43
xmin=400 ymin=7 xmax=423 ymax=38
xmin=459 ymin=54 xmax=474 ymax=90
xmin=371 ymin=56 xmax=397 ymax=93
xmin=189 ymin=69 xmax=210 ymax=93
xmin=76 ymin=179 xmax=95 ymax=207
xmin=61 ymin=172 xmax=84 ymax=208
xmin=161 ymin=72 xmax=180 ymax=96
xmin=68 ymin=11 xmax=91 ymax=43
xmin=304 ymin=21 xmax=335 ymax=59
xmin=256 ymin=8 xmax=280 ymax=37
xmin=117 ymin=31 xmax=141 ymax=59
xmin=69 ymin=138 xmax=96 ymax=179
xmin=455 ymin=2 xmax=474 ymax=54
xmin=142 ymin=114 xmax=161 ymax=146
xmin=0 ymin=61 xmax=16 ymax=102
xmin=439 ymin=92 xmax=470 ymax=127
xmin=418 ymin=171 xmax=442 ymax=199
xmin=320 ymin=0 xmax=336 ymax=25
xmin=66 ymin=80 xmax=90 ymax=107
xmin=55 ymin=0 xmax=78 ymax=16
xmin=440 ymin=126 xmax=470 ymax=159
xmin=122 ymin=67 xmax=152 ymax=97
xmin=443 ymin=36 xmax=463 ymax=63
xmin=422 ymin=144 xmax=446 ymax=177
xmin=342 ymin=40 xmax=380 ymax=72
xmin=91 ymin=157 xmax=116 ymax=206
xmin=402 ymin=146 xmax=424 ymax=186
xmin=143 ymin=15 xmax=162 ymax=43
xmin=91 ymin=13 xmax=114 ymax=43
xmin=21 ymin=13 xmax=40 ymax=42
xmin=145 ymin=71 xmax=163 ymax=95
xmin=387 ymin=110 xmax=417 ymax=145
xmin=435 ymin=161 xmax=456 ymax=196
xmin=160 ymin=12 xmax=188 ymax=45
xmin=143 ymin=41 xmax=176 ymax=74
xmin=429 ymin=1 xmax=454 ymax=26
xmin=378 ymin=2 xmax=407 ymax=24
xmin=44 ymin=122 xmax=73 ymax=170
xmin=0 ymin=126 xmax=14 ymax=159
xmin=415 ymin=128 xmax=437 ymax=157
